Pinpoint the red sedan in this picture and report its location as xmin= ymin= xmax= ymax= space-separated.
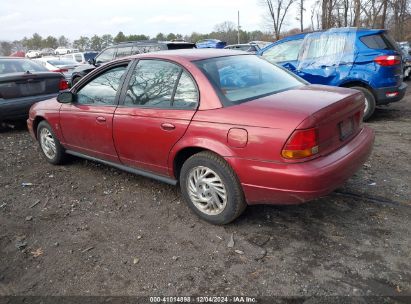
xmin=27 ymin=49 xmax=374 ymax=224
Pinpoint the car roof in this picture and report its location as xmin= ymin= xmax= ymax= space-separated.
xmin=129 ymin=49 xmax=249 ymax=61
xmin=280 ymin=27 xmax=386 ymax=41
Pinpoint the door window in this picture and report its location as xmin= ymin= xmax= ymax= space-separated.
xmin=124 ymin=60 xmax=198 ymax=109
xmin=74 ymin=54 xmax=83 ymax=62
xmin=95 ymin=48 xmax=116 ymax=64
xmin=116 ymin=46 xmax=132 ymax=58
xmin=304 ymin=34 xmax=347 ymax=59
xmin=262 ymin=39 xmax=303 ymax=63
xmin=76 ymin=66 xmax=127 ymax=105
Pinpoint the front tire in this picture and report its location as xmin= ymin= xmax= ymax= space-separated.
xmin=180 ymin=151 xmax=246 ymax=225
xmin=350 ymin=86 xmax=376 ymax=121
xmin=37 ymin=121 xmax=66 ymax=165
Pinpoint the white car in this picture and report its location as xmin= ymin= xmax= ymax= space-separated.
xmin=33 ymin=57 xmax=83 ymax=82
xmin=54 ymin=47 xmax=79 ymax=55
xmin=61 ymin=52 xmax=98 ymax=64
xmin=25 ymin=50 xmax=40 ymax=59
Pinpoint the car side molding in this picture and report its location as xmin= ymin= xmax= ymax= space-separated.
xmin=65 ymin=150 xmax=178 ymax=186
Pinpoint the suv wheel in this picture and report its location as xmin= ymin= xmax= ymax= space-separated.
xmin=350 ymin=86 xmax=376 ymax=121
xmin=180 ymin=151 xmax=246 ymax=225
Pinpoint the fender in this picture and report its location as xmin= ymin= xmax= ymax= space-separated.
xmin=168 ymin=136 xmax=236 ymax=178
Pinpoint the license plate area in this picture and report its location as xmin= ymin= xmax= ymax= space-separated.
xmin=339 ymin=116 xmax=354 ymax=141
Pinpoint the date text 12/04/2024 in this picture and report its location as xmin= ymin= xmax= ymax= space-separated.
xmin=149 ymin=296 xmax=257 ymax=303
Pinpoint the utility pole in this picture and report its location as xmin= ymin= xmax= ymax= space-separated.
xmin=237 ymin=10 xmax=240 ymax=44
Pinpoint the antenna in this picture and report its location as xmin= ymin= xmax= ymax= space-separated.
xmin=237 ymin=10 xmax=240 ymax=44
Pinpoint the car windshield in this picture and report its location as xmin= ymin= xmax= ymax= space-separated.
xmin=195 ymin=55 xmax=305 ymax=105
xmin=0 ymin=59 xmax=47 ymax=74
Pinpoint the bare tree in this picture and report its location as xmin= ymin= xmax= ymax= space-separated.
xmin=261 ymin=0 xmax=296 ymax=40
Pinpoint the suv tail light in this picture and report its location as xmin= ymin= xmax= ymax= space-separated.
xmin=374 ymin=55 xmax=401 ymax=66
xmin=282 ymin=128 xmax=319 ymax=159
xmin=59 ymin=79 xmax=69 ymax=90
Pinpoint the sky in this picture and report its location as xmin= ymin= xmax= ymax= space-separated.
xmin=0 ymin=0 xmax=313 ymax=41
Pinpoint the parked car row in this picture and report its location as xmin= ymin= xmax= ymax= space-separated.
xmin=70 ymin=40 xmax=195 ymax=85
xmin=24 ymin=47 xmax=82 ymax=59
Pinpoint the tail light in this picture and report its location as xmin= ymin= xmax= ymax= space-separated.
xmin=354 ymin=110 xmax=363 ymax=129
xmin=374 ymin=55 xmax=401 ymax=66
xmin=52 ymin=69 xmax=68 ymax=73
xmin=282 ymin=128 xmax=319 ymax=159
xmin=59 ymin=79 xmax=69 ymax=90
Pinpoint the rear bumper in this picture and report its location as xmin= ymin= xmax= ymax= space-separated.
xmin=226 ymin=126 xmax=374 ymax=205
xmin=374 ymin=81 xmax=407 ymax=105
xmin=0 ymin=93 xmax=58 ymax=121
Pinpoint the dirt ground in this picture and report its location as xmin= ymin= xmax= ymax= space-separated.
xmin=0 ymin=80 xmax=410 ymax=300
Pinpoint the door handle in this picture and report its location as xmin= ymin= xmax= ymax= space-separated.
xmin=96 ymin=116 xmax=106 ymax=123
xmin=161 ymin=123 xmax=175 ymax=131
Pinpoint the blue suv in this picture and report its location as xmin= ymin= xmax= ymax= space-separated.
xmin=258 ymin=28 xmax=407 ymax=120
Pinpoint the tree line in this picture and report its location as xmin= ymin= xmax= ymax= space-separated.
xmin=1 ymin=0 xmax=410 ymax=56
xmin=261 ymin=0 xmax=410 ymax=41
xmin=0 ymin=26 xmax=271 ymax=56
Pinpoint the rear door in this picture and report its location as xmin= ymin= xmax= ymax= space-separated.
xmin=59 ymin=62 xmax=129 ymax=162
xmin=113 ymin=59 xmax=198 ymax=176
xmin=296 ymin=31 xmax=356 ymax=86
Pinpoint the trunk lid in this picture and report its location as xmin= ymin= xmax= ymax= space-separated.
xmin=219 ymin=84 xmax=364 ymax=158
xmin=0 ymin=71 xmax=63 ymax=99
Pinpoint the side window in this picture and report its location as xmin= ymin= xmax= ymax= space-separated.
xmin=124 ymin=60 xmax=198 ymax=109
xmin=74 ymin=54 xmax=83 ymax=62
xmin=262 ymin=39 xmax=303 ymax=63
xmin=173 ymin=71 xmax=198 ymax=108
xmin=77 ymin=66 xmax=127 ymax=105
xmin=116 ymin=46 xmax=132 ymax=58
xmin=304 ymin=34 xmax=347 ymax=59
xmin=95 ymin=48 xmax=116 ymax=64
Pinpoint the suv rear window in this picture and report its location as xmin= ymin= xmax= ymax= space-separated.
xmin=360 ymin=33 xmax=398 ymax=50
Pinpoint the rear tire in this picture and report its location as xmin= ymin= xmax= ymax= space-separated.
xmin=37 ymin=121 xmax=66 ymax=165
xmin=350 ymin=86 xmax=376 ymax=121
xmin=180 ymin=151 xmax=246 ymax=225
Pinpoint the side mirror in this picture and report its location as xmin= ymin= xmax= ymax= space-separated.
xmin=57 ymin=91 xmax=75 ymax=103
xmin=88 ymin=58 xmax=96 ymax=65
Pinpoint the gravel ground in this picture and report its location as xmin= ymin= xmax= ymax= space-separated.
xmin=0 ymin=80 xmax=410 ymax=301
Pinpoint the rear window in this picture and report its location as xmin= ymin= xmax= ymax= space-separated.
xmin=166 ymin=43 xmax=195 ymax=50
xmin=360 ymin=33 xmax=398 ymax=50
xmin=195 ymin=55 xmax=304 ymax=106
xmin=0 ymin=59 xmax=47 ymax=74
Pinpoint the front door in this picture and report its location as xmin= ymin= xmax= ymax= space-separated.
xmin=113 ymin=59 xmax=199 ymax=176
xmin=59 ymin=64 xmax=128 ymax=162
